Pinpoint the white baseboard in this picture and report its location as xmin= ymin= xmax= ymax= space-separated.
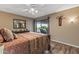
xmin=51 ymin=40 xmax=79 ymax=48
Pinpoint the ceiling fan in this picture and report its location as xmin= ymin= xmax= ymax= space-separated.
xmin=22 ymin=4 xmax=44 ymax=15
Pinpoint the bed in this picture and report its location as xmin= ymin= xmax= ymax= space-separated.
xmin=1 ymin=32 xmax=50 ymax=54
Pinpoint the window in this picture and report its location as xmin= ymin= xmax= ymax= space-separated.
xmin=34 ymin=19 xmax=49 ymax=34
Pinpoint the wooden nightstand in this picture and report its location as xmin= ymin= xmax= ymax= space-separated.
xmin=0 ymin=43 xmax=4 ymax=54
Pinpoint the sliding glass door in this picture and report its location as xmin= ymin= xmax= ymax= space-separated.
xmin=34 ymin=19 xmax=49 ymax=34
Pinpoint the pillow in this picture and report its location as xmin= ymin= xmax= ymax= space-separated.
xmin=0 ymin=34 xmax=4 ymax=43
xmin=25 ymin=29 xmax=30 ymax=32
xmin=0 ymin=28 xmax=14 ymax=42
xmin=12 ymin=29 xmax=30 ymax=33
xmin=13 ymin=33 xmax=17 ymax=39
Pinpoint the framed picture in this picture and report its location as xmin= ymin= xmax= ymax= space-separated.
xmin=13 ymin=19 xmax=26 ymax=29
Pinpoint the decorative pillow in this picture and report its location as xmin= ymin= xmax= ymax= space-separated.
xmin=0 ymin=34 xmax=4 ymax=43
xmin=25 ymin=29 xmax=30 ymax=32
xmin=13 ymin=33 xmax=17 ymax=39
xmin=12 ymin=29 xmax=30 ymax=33
xmin=0 ymin=28 xmax=14 ymax=42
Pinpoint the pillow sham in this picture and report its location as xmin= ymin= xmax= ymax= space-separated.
xmin=0 ymin=28 xmax=14 ymax=42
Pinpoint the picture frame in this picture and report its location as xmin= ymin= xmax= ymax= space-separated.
xmin=13 ymin=19 xmax=26 ymax=29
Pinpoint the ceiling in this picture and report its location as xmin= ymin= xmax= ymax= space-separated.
xmin=0 ymin=4 xmax=79 ymax=18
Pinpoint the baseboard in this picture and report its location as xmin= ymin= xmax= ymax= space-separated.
xmin=51 ymin=40 xmax=79 ymax=48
